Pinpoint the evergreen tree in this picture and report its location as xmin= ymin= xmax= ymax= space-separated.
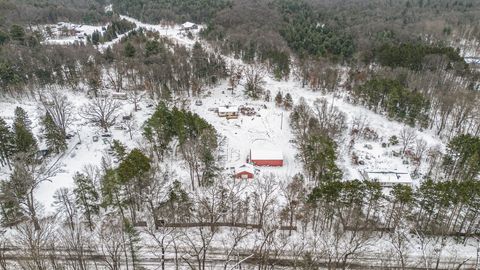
xmin=111 ymin=139 xmax=127 ymax=161
xmin=275 ymin=91 xmax=283 ymax=106
xmin=104 ymin=47 xmax=115 ymax=63
xmin=9 ymin=25 xmax=25 ymax=42
xmin=13 ymin=107 xmax=37 ymax=155
xmin=145 ymin=40 xmax=161 ymax=57
xmin=0 ymin=117 xmax=14 ymax=167
xmin=0 ymin=159 xmax=41 ymax=230
xmin=73 ymin=172 xmax=99 ymax=231
xmin=42 ymin=112 xmax=67 ymax=154
xmin=0 ymin=30 xmax=9 ymax=45
xmin=117 ymin=149 xmax=151 ymax=184
xmin=284 ymin=93 xmax=293 ymax=110
xmin=0 ymin=180 xmax=23 ymax=226
xmin=91 ymin=30 xmax=101 ymax=45
xmin=124 ymin=42 xmax=136 ymax=58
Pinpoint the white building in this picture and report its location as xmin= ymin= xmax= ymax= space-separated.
xmin=217 ymin=106 xmax=239 ymax=118
xmin=181 ymin=22 xmax=198 ymax=31
xmin=363 ymin=171 xmax=413 ymax=188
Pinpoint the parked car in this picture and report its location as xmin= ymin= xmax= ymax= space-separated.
xmin=195 ymin=100 xmax=203 ymax=106
xmin=92 ymin=136 xmax=99 ymax=142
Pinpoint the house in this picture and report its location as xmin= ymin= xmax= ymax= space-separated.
xmin=217 ymin=106 xmax=239 ymax=119
xmin=250 ymin=149 xmax=284 ymax=167
xmin=363 ymin=171 xmax=413 ymax=188
xmin=181 ymin=22 xmax=198 ymax=31
xmin=235 ymin=164 xmax=255 ymax=179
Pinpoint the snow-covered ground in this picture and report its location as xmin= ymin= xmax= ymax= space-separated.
xmin=35 ymin=22 xmax=105 ymax=45
xmin=1 ymin=15 xmax=449 ymax=211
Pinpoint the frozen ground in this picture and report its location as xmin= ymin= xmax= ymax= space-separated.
xmin=1 ymin=15 xmax=446 ymax=212
xmin=35 ymin=22 xmax=105 ymax=45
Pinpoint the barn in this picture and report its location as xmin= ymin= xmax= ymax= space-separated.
xmin=250 ymin=149 xmax=284 ymax=167
xmin=235 ymin=164 xmax=255 ymax=179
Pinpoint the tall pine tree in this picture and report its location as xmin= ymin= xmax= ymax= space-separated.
xmin=0 ymin=117 xmax=14 ymax=168
xmin=42 ymin=112 xmax=67 ymax=153
xmin=73 ymin=172 xmax=99 ymax=231
xmin=13 ymin=107 xmax=37 ymax=155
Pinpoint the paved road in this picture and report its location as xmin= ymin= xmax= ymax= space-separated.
xmin=1 ymin=245 xmax=478 ymax=270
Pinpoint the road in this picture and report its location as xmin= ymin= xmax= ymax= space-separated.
xmin=1 ymin=245 xmax=478 ymax=270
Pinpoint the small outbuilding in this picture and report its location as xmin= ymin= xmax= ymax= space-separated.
xmin=235 ymin=164 xmax=255 ymax=179
xmin=250 ymin=149 xmax=284 ymax=167
xmin=218 ymin=106 xmax=239 ymax=119
xmin=181 ymin=22 xmax=198 ymax=31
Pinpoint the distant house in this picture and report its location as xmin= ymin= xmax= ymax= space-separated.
xmin=181 ymin=22 xmax=198 ymax=31
xmin=218 ymin=106 xmax=239 ymax=119
xmin=362 ymin=171 xmax=413 ymax=188
xmin=235 ymin=164 xmax=255 ymax=179
xmin=250 ymin=149 xmax=283 ymax=167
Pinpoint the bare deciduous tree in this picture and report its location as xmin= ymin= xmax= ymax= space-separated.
xmin=400 ymin=127 xmax=417 ymax=154
xmin=39 ymin=90 xmax=74 ymax=136
xmin=13 ymin=217 xmax=58 ymax=270
xmin=127 ymin=89 xmax=145 ymax=112
xmin=243 ymin=65 xmax=266 ymax=99
xmin=2 ymin=154 xmax=60 ymax=231
xmin=313 ymin=98 xmax=347 ymax=138
xmin=227 ymin=63 xmax=243 ymax=92
xmin=81 ymin=98 xmax=121 ymax=132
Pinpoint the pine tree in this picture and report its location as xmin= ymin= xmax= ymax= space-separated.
xmin=111 ymin=139 xmax=127 ymax=161
xmin=0 ymin=180 xmax=23 ymax=225
xmin=0 ymin=117 xmax=14 ymax=167
xmin=275 ymin=91 xmax=283 ymax=106
xmin=73 ymin=172 xmax=99 ymax=231
xmin=117 ymin=149 xmax=151 ymax=184
xmin=91 ymin=30 xmax=100 ymax=45
xmin=124 ymin=42 xmax=136 ymax=58
xmin=9 ymin=25 xmax=25 ymax=41
xmin=42 ymin=112 xmax=67 ymax=154
xmin=284 ymin=93 xmax=293 ymax=110
xmin=13 ymin=107 xmax=37 ymax=155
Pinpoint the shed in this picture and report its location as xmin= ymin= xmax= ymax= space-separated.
xmin=218 ymin=106 xmax=239 ymax=118
xmin=250 ymin=149 xmax=283 ymax=167
xmin=235 ymin=164 xmax=255 ymax=179
xmin=181 ymin=22 xmax=198 ymax=31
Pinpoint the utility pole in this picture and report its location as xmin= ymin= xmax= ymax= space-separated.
xmin=476 ymin=236 xmax=479 ymax=270
xmin=280 ymin=112 xmax=283 ymax=130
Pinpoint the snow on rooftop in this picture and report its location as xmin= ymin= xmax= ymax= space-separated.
xmin=182 ymin=22 xmax=196 ymax=28
xmin=366 ymin=171 xmax=413 ymax=184
xmin=250 ymin=148 xmax=283 ymax=161
xmin=218 ymin=106 xmax=239 ymax=113
xmin=105 ymin=4 xmax=113 ymax=13
xmin=236 ymin=163 xmax=254 ymax=174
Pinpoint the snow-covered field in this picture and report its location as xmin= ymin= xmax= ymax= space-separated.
xmin=0 ymin=15 xmax=451 ymax=212
xmin=35 ymin=22 xmax=105 ymax=45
